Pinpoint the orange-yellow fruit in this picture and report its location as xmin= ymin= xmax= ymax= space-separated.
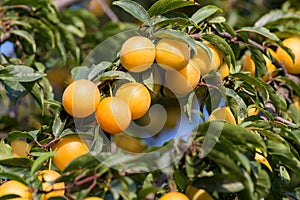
xmin=276 ymin=37 xmax=300 ymax=75
xmin=208 ymin=106 xmax=236 ymax=125
xmin=62 ymin=79 xmax=100 ymax=118
xmin=46 ymin=66 xmax=71 ymax=90
xmin=96 ymin=97 xmax=131 ymax=134
xmin=247 ymin=105 xmax=259 ymax=116
xmin=242 ymin=53 xmax=277 ymax=81
xmin=84 ymin=197 xmax=103 ymax=200
xmin=11 ymin=139 xmax=32 ymax=157
xmin=165 ymin=59 xmax=201 ymax=97
xmin=193 ymin=42 xmax=222 ymax=75
xmin=115 ymin=82 xmax=151 ymax=119
xmin=38 ymin=170 xmax=65 ymax=200
xmin=120 ymin=36 xmax=155 ymax=72
xmin=88 ymin=0 xmax=110 ymax=17
xmin=263 ymin=56 xmax=277 ymax=81
xmin=52 ymin=136 xmax=89 ymax=171
xmin=159 ymin=191 xmax=189 ymax=200
xmin=255 ymin=149 xmax=273 ymax=172
xmin=218 ymin=62 xmax=232 ymax=79
xmin=242 ymin=54 xmax=255 ymax=76
xmin=155 ymin=38 xmax=190 ymax=71
xmin=0 ymin=180 xmax=32 ymax=200
xmin=112 ymin=133 xmax=146 ymax=153
xmin=185 ymin=185 xmax=213 ymax=200
xmin=294 ymin=95 xmax=300 ymax=111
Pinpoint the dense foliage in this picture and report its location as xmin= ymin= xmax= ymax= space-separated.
xmin=1 ymin=0 xmax=300 ymax=199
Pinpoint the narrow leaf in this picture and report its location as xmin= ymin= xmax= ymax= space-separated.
xmin=113 ymin=0 xmax=151 ymax=26
xmin=191 ymin=5 xmax=222 ymax=24
xmin=255 ymin=10 xmax=300 ymax=27
xmin=30 ymin=152 xmax=56 ymax=175
xmin=148 ymin=0 xmax=194 ymax=17
xmin=237 ymin=27 xmax=279 ymax=41
xmin=10 ymin=30 xmax=36 ymax=52
xmin=154 ymin=29 xmax=197 ymax=54
xmin=0 ymin=65 xmax=45 ymax=82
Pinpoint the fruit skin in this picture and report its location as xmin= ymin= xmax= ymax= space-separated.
xmin=185 ymin=185 xmax=213 ymax=200
xmin=242 ymin=53 xmax=277 ymax=81
xmin=208 ymin=106 xmax=236 ymax=125
xmin=294 ymin=95 xmax=300 ymax=111
xmin=155 ymin=38 xmax=190 ymax=71
xmin=88 ymin=0 xmax=110 ymax=17
xmin=0 ymin=180 xmax=33 ymax=200
xmin=120 ymin=36 xmax=155 ymax=72
xmin=84 ymin=197 xmax=103 ymax=200
xmin=52 ymin=136 xmax=89 ymax=171
xmin=159 ymin=191 xmax=189 ymax=200
xmin=247 ymin=105 xmax=259 ymax=116
xmin=218 ymin=62 xmax=232 ymax=79
xmin=165 ymin=59 xmax=201 ymax=97
xmin=255 ymin=149 xmax=273 ymax=172
xmin=193 ymin=42 xmax=222 ymax=76
xmin=62 ymin=79 xmax=100 ymax=118
xmin=38 ymin=170 xmax=65 ymax=200
xmin=11 ymin=139 xmax=32 ymax=157
xmin=115 ymin=82 xmax=151 ymax=119
xmin=112 ymin=133 xmax=146 ymax=153
xmin=276 ymin=37 xmax=300 ymax=75
xmin=96 ymin=97 xmax=131 ymax=134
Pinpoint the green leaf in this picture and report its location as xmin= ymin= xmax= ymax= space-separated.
xmin=0 ymin=65 xmax=45 ymax=82
xmin=148 ymin=0 xmax=194 ymax=17
xmin=232 ymin=73 xmax=269 ymax=101
xmin=63 ymin=153 xmax=102 ymax=172
xmin=22 ymin=81 xmax=44 ymax=108
xmin=248 ymin=46 xmax=267 ymax=78
xmin=0 ymin=172 xmax=27 ymax=185
xmin=52 ymin=114 xmax=66 ymax=138
xmin=208 ymin=16 xmax=226 ymax=24
xmin=197 ymin=121 xmax=265 ymax=150
xmin=255 ymin=168 xmax=271 ymax=198
xmin=174 ymin=170 xmax=188 ymax=191
xmin=0 ymin=139 xmax=12 ymax=159
xmin=153 ymin=29 xmax=197 ymax=54
xmin=30 ymin=152 xmax=56 ymax=175
xmin=10 ymin=30 xmax=36 ymax=52
xmin=191 ymin=5 xmax=222 ymax=24
xmin=137 ymin=187 xmax=160 ymax=200
xmin=255 ymin=10 xmax=300 ymax=27
xmin=71 ymin=62 xmax=112 ymax=81
xmin=277 ymin=76 xmax=300 ymax=97
xmin=267 ymin=140 xmax=300 ymax=177
xmin=100 ymin=71 xmax=135 ymax=82
xmin=202 ymin=34 xmax=236 ymax=69
xmin=263 ymin=82 xmax=287 ymax=112
xmin=7 ymin=130 xmax=36 ymax=142
xmin=154 ymin=17 xmax=192 ymax=28
xmin=0 ymin=157 xmax=33 ymax=169
xmin=113 ymin=0 xmax=151 ymax=26
xmin=193 ymin=174 xmax=245 ymax=193
xmin=237 ymin=27 xmax=279 ymax=41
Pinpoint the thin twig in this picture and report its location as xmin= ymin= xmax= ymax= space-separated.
xmin=0 ymin=32 xmax=10 ymax=43
xmin=96 ymin=0 xmax=119 ymax=22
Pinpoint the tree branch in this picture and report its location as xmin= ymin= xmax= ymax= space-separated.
xmin=96 ymin=0 xmax=119 ymax=22
xmin=0 ymin=32 xmax=11 ymax=43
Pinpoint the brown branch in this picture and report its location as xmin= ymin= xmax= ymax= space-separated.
xmin=96 ymin=0 xmax=119 ymax=22
xmin=0 ymin=32 xmax=11 ymax=43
